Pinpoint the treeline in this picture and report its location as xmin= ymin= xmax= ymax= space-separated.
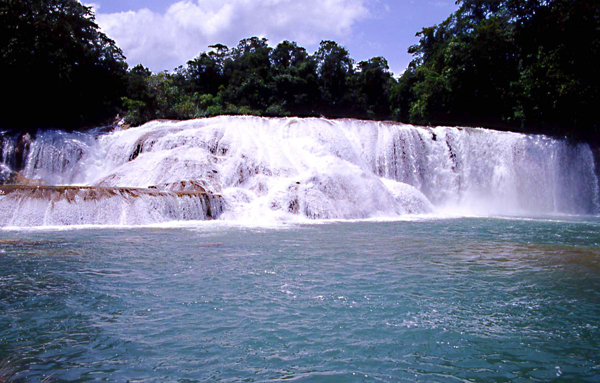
xmin=1 ymin=0 xmax=127 ymax=129
xmin=400 ymin=0 xmax=600 ymax=143
xmin=122 ymin=38 xmax=395 ymax=125
xmin=2 ymin=0 xmax=599 ymax=144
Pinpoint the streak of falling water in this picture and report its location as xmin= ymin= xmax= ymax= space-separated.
xmin=0 ymin=116 xmax=597 ymax=226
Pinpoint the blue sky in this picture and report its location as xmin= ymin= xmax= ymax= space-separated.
xmin=88 ymin=0 xmax=459 ymax=76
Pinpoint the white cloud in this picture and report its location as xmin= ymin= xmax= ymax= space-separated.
xmin=97 ymin=0 xmax=369 ymax=71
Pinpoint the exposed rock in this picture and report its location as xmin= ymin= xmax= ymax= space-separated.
xmin=0 ymin=171 xmax=47 ymax=186
xmin=0 ymin=185 xmax=216 ymax=199
xmin=156 ymin=180 xmax=210 ymax=193
xmin=0 ymin=185 xmax=224 ymax=226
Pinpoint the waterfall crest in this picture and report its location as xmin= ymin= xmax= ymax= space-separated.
xmin=1 ymin=116 xmax=598 ymax=226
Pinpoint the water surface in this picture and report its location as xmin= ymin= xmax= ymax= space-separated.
xmin=1 ymin=217 xmax=599 ymax=381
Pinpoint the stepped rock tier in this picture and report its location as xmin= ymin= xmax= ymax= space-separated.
xmin=0 ymin=116 xmax=598 ymax=227
xmin=0 ymin=185 xmax=222 ymax=227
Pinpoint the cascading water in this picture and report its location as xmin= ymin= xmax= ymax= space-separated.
xmin=0 ymin=116 xmax=598 ymax=226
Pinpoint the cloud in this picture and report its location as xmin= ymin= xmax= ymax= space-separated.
xmin=97 ymin=0 xmax=369 ymax=71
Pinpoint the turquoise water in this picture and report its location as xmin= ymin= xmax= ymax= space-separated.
xmin=1 ymin=217 xmax=599 ymax=382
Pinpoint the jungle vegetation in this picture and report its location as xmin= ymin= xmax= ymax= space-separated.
xmin=1 ymin=0 xmax=599 ymax=143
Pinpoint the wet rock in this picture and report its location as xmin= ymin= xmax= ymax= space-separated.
xmin=0 ymin=171 xmax=47 ymax=186
xmin=158 ymin=180 xmax=209 ymax=193
xmin=0 ymin=185 xmax=224 ymax=226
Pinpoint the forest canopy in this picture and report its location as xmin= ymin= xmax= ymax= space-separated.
xmin=1 ymin=0 xmax=599 ymax=143
xmin=400 ymin=0 xmax=600 ymax=143
xmin=0 ymin=0 xmax=127 ymax=129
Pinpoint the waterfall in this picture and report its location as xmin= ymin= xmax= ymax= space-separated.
xmin=0 ymin=116 xmax=598 ymax=226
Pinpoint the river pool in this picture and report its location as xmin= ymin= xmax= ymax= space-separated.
xmin=1 ymin=217 xmax=599 ymax=381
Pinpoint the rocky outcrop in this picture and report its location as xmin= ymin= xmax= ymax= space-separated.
xmin=0 ymin=171 xmax=47 ymax=186
xmin=0 ymin=185 xmax=223 ymax=227
xmin=154 ymin=180 xmax=212 ymax=192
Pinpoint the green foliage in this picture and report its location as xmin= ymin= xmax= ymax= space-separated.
xmin=7 ymin=0 xmax=593 ymax=144
xmin=271 ymin=41 xmax=320 ymax=115
xmin=409 ymin=67 xmax=449 ymax=124
xmin=220 ymin=37 xmax=274 ymax=110
xmin=186 ymin=44 xmax=229 ymax=96
xmin=399 ymin=0 xmax=600 ymax=141
xmin=265 ymin=104 xmax=290 ymax=117
xmin=0 ymin=0 xmax=128 ymax=130
xmin=121 ymin=37 xmax=400 ymax=126
xmin=122 ymin=68 xmax=202 ymax=125
xmin=354 ymin=57 xmax=394 ymax=118
xmin=390 ymin=67 xmax=418 ymax=122
xmin=314 ymin=41 xmax=355 ymax=111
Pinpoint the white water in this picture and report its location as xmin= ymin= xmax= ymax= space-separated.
xmin=1 ymin=116 xmax=598 ymax=226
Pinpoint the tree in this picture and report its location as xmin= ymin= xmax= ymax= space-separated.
xmin=220 ymin=37 xmax=274 ymax=111
xmin=272 ymin=40 xmax=309 ymax=70
xmin=399 ymin=0 xmax=600 ymax=142
xmin=314 ymin=41 xmax=355 ymax=113
xmin=354 ymin=57 xmax=395 ymax=118
xmin=122 ymin=66 xmax=201 ymax=125
xmin=511 ymin=0 xmax=600 ymax=140
xmin=121 ymin=65 xmax=154 ymax=126
xmin=271 ymin=41 xmax=320 ymax=115
xmin=0 ymin=0 xmax=128 ymax=130
xmin=390 ymin=66 xmax=418 ymax=122
xmin=186 ymin=44 xmax=230 ymax=96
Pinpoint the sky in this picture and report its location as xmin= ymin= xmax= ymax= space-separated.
xmin=87 ymin=0 xmax=459 ymax=77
